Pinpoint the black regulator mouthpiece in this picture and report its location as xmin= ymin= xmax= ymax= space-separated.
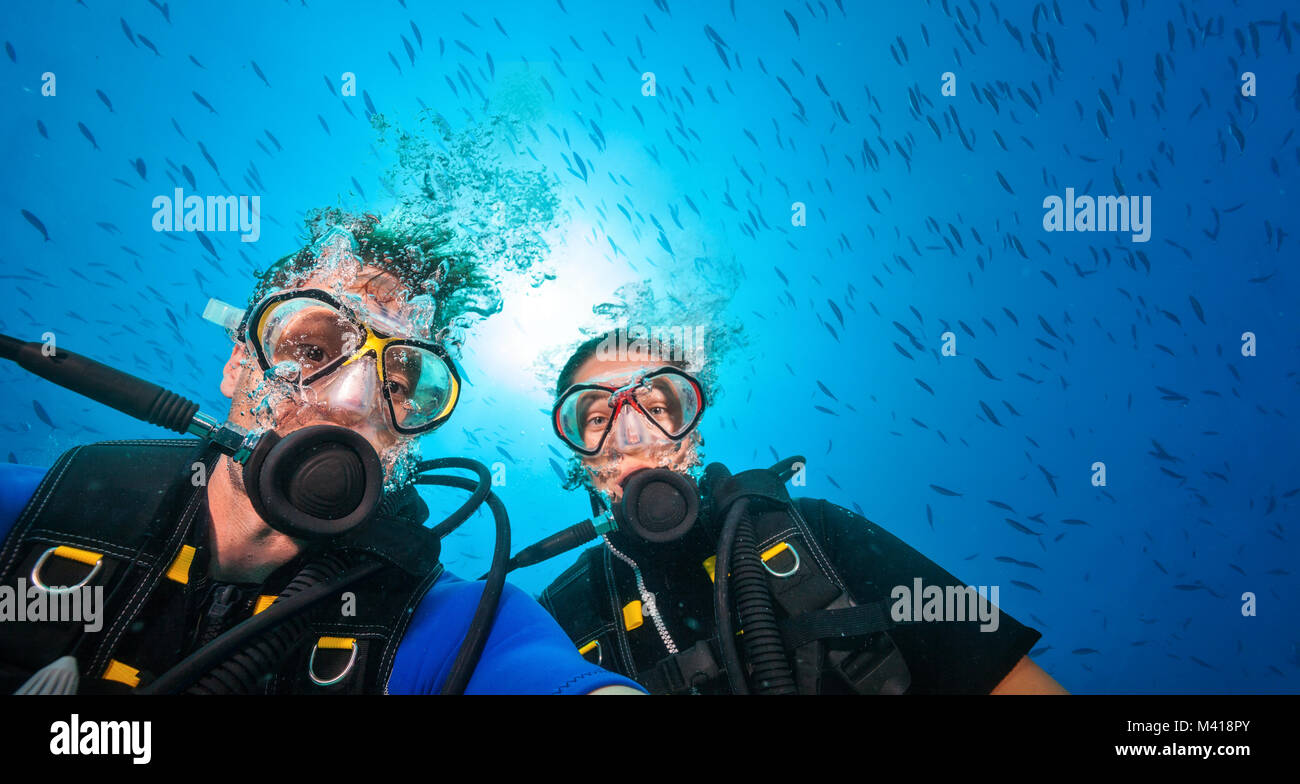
xmin=614 ymin=468 xmax=700 ymax=544
xmin=241 ymin=425 xmax=383 ymax=541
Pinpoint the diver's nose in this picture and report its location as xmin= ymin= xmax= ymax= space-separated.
xmin=320 ymin=355 xmax=382 ymax=416
xmin=611 ymin=407 xmax=657 ymax=452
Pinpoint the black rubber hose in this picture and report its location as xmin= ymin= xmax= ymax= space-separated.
xmin=184 ymin=555 xmax=349 ymax=695
xmin=0 ymin=334 xmax=22 ymax=361
xmin=498 ymin=517 xmax=598 ymax=575
xmin=414 ymin=473 xmax=511 ymax=695
xmin=732 ymin=519 xmax=798 ymax=694
xmin=770 ymin=455 xmax=807 ymax=483
xmin=137 ymin=557 xmax=382 ymax=694
xmin=713 ymin=498 xmax=750 ymax=695
xmin=418 ymin=457 xmax=492 ymax=539
xmin=0 ymin=333 xmax=199 ymax=433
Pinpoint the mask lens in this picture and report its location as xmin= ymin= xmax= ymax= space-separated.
xmin=556 ymin=388 xmax=616 ymax=453
xmin=554 ymin=369 xmax=703 ymax=453
xmin=257 ymin=298 xmax=362 ymax=381
xmin=382 ymin=343 xmax=458 ymax=431
xmin=634 ymin=372 xmax=700 ymax=438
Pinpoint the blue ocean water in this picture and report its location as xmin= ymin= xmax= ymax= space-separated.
xmin=1 ymin=0 xmax=1296 ymax=694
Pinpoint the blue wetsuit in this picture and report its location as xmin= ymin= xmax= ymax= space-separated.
xmin=0 ymin=463 xmax=642 ymax=695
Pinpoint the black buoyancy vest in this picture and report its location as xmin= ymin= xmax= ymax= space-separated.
xmin=0 ymin=438 xmax=444 ymax=694
xmin=538 ymin=487 xmax=912 ymax=695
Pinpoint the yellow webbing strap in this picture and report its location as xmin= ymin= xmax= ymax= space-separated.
xmin=103 ymin=660 xmax=140 ymax=688
xmin=622 ymin=600 xmax=643 ymax=631
xmin=52 ymin=545 xmax=102 ymax=567
xmin=316 ymin=636 xmax=355 ymax=650
xmin=253 ymin=595 xmax=277 ymax=615
xmin=164 ymin=545 xmax=196 ymax=584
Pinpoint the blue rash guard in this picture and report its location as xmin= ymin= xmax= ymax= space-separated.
xmin=0 ymin=463 xmax=643 ymax=695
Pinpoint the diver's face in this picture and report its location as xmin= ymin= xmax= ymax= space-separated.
xmin=567 ymin=355 xmax=700 ymax=503
xmin=220 ymin=265 xmax=418 ymax=471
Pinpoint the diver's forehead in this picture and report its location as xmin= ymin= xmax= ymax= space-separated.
xmin=291 ymin=265 xmax=416 ymax=331
xmin=574 ymin=359 xmax=676 ymax=386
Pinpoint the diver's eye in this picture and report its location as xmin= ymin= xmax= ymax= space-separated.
xmin=291 ymin=343 xmax=327 ymax=365
xmin=385 ymin=379 xmax=410 ymax=398
xmin=585 ymin=414 xmax=609 ymax=431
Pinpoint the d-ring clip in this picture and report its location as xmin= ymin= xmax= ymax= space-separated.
xmin=31 ymin=547 xmax=103 ymax=593
xmin=761 ymin=542 xmax=800 ymax=579
xmin=308 ymin=638 xmax=359 ymax=687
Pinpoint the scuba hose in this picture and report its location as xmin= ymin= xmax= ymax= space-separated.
xmin=415 ymin=464 xmax=510 ymax=696
xmin=507 ymin=457 xmax=807 ymax=694
xmin=730 ymin=515 xmax=798 ymax=695
xmin=710 ymin=457 xmax=804 ymax=695
xmin=710 ymin=498 xmax=748 ymax=694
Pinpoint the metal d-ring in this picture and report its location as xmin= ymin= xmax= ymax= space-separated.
xmin=762 ymin=543 xmax=800 ymax=579
xmin=308 ymin=639 xmax=359 ymax=687
xmin=31 ymin=547 xmax=103 ymax=593
xmin=580 ymin=640 xmax=603 ymax=666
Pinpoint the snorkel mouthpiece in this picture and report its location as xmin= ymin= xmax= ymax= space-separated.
xmin=242 ymin=425 xmax=383 ymax=541
xmin=614 ymin=468 xmax=700 ymax=544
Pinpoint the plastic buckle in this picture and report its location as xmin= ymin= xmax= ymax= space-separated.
xmin=829 ymin=633 xmax=911 ymax=695
xmin=671 ymin=640 xmax=720 ymax=693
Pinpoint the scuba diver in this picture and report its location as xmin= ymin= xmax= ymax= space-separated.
xmin=0 ymin=215 xmax=643 ymax=695
xmin=521 ymin=330 xmax=1068 ymax=694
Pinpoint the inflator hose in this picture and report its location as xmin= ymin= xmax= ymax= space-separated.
xmin=713 ymin=497 xmax=799 ymax=695
xmin=419 ymin=457 xmax=492 ymax=540
xmin=731 ymin=519 xmax=798 ymax=694
xmin=415 ymin=472 xmax=511 ymax=695
xmin=713 ymin=499 xmax=748 ymax=694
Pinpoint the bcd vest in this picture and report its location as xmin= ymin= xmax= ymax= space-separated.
xmin=0 ymin=439 xmax=444 ymax=694
xmin=539 ymin=474 xmax=912 ymax=695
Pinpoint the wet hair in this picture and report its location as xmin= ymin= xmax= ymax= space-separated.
xmin=246 ymin=207 xmax=487 ymax=316
xmin=555 ymin=330 xmax=689 ymax=397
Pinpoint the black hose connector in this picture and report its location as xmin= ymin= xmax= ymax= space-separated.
xmin=504 ymin=518 xmax=597 ymax=573
xmin=770 ymin=455 xmax=807 ymax=484
xmin=2 ymin=333 xmax=199 ymax=433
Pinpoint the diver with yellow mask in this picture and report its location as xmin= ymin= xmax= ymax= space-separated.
xmin=0 ymin=218 xmax=644 ymax=695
